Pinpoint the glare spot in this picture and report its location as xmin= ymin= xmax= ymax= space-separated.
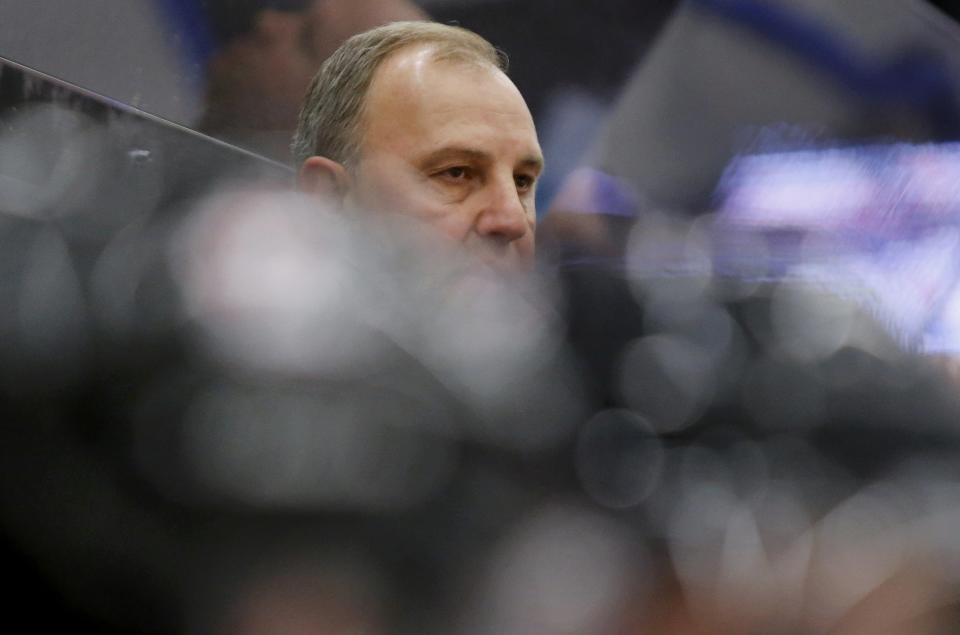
xmin=812 ymin=490 xmax=910 ymax=628
xmin=770 ymin=283 xmax=857 ymax=362
xmin=475 ymin=504 xmax=640 ymax=635
xmin=0 ymin=103 xmax=103 ymax=219
xmin=170 ymin=188 xmax=389 ymax=377
xmin=668 ymin=480 xmax=737 ymax=595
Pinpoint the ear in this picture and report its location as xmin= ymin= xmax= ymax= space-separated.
xmin=298 ymin=156 xmax=353 ymax=207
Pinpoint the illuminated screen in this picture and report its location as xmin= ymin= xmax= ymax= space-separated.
xmin=714 ymin=141 xmax=960 ymax=354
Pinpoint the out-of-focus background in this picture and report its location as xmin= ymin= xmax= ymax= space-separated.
xmin=7 ymin=1 xmax=960 ymax=633
xmin=0 ymin=0 xmax=672 ymax=187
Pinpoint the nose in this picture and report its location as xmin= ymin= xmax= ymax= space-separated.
xmin=474 ymin=175 xmax=530 ymax=244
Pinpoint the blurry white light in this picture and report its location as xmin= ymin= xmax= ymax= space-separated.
xmin=170 ymin=188 xmax=388 ymax=377
xmin=901 ymin=148 xmax=960 ymax=209
xmin=425 ymin=270 xmax=555 ymax=393
xmin=925 ymin=283 xmax=960 ymax=355
xmin=668 ymin=480 xmax=737 ymax=598
xmin=720 ymin=152 xmax=875 ymax=229
xmin=475 ymin=504 xmax=639 ymax=635
xmin=669 ymin=480 xmax=817 ymax=630
xmin=715 ymin=141 xmax=960 ymax=360
xmin=415 ymin=267 xmax=579 ymax=450
xmin=770 ymin=283 xmax=858 ymax=362
xmin=811 ymin=490 xmax=909 ymax=630
xmin=0 ymin=104 xmax=103 ymax=218
xmin=167 ymin=185 xmax=583 ymax=451
xmin=715 ymin=506 xmax=772 ymax=625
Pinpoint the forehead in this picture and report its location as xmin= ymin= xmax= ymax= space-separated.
xmin=359 ymin=45 xmax=540 ymax=159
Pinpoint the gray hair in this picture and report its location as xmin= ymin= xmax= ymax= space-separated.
xmin=291 ymin=21 xmax=506 ymax=167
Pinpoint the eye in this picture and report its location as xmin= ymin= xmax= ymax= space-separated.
xmin=438 ymin=166 xmax=472 ymax=181
xmin=515 ymin=174 xmax=536 ymax=192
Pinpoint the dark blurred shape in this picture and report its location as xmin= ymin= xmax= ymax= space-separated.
xmin=198 ymin=0 xmax=427 ymax=161
xmin=5 ymin=174 xmax=960 ymax=633
xmin=427 ymin=0 xmax=680 ymax=124
xmin=0 ymin=54 xmax=290 ymax=632
xmin=689 ymin=0 xmax=960 ymax=138
xmin=0 ymin=55 xmax=290 ymax=398
xmin=927 ymin=0 xmax=960 ymax=23
xmin=201 ymin=0 xmax=315 ymax=44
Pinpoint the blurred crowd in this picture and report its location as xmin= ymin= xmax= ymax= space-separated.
xmin=5 ymin=1 xmax=960 ymax=634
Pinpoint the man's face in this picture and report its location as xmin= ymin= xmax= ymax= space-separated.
xmin=344 ymin=46 xmax=543 ymax=273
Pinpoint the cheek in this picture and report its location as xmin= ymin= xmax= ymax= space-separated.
xmin=430 ymin=211 xmax=477 ymax=242
xmin=357 ymin=168 xmax=472 ymax=232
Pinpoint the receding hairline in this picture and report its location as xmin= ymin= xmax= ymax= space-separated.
xmin=370 ymin=39 xmax=508 ymax=81
xmin=352 ymin=42 xmax=513 ymax=154
xmin=292 ymin=21 xmax=509 ymax=167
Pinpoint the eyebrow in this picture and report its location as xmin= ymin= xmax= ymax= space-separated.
xmin=520 ymin=155 xmax=546 ymax=174
xmin=419 ymin=146 xmax=545 ymax=173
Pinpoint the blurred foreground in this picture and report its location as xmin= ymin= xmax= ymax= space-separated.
xmin=4 ymin=111 xmax=960 ymax=632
